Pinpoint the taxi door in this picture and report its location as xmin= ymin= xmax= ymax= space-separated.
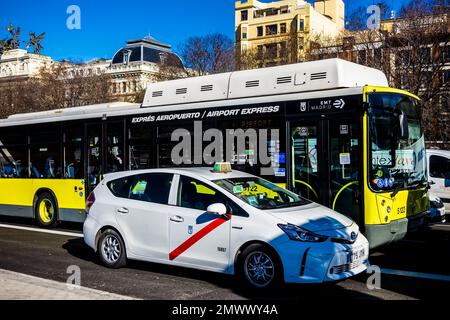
xmin=168 ymin=174 xmax=231 ymax=271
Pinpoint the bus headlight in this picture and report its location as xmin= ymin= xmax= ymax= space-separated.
xmin=278 ymin=224 xmax=328 ymax=242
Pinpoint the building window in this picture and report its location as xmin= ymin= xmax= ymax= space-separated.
xmin=442 ymin=46 xmax=449 ymax=63
xmin=280 ymin=6 xmax=289 ymax=14
xmin=280 ymin=23 xmax=287 ymax=34
xmin=398 ymin=50 xmax=410 ymax=65
xmin=266 ymin=43 xmax=277 ymax=59
xmin=266 ymin=24 xmax=278 ymax=35
xmin=443 ymin=70 xmax=450 ymax=85
xmin=257 ymin=45 xmax=264 ymax=59
xmin=123 ymin=50 xmax=131 ymax=65
xmin=400 ymin=74 xmax=410 ymax=87
xmin=357 ymin=50 xmax=367 ymax=65
xmin=421 ymin=47 xmax=431 ymax=64
xmin=299 ymin=19 xmax=305 ymax=31
xmin=298 ymin=37 xmax=304 ymax=51
xmin=374 ymin=48 xmax=382 ymax=65
xmin=257 ymin=26 xmax=264 ymax=37
xmin=242 ymin=27 xmax=247 ymax=39
xmin=254 ymin=10 xmax=264 ymax=18
xmin=279 ymin=42 xmax=287 ymax=57
xmin=241 ymin=10 xmax=248 ymax=21
xmin=265 ymin=8 xmax=278 ymax=17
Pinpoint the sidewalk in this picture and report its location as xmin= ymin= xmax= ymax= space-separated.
xmin=0 ymin=269 xmax=137 ymax=300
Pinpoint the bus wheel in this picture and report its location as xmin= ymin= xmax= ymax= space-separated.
xmin=35 ymin=192 xmax=58 ymax=228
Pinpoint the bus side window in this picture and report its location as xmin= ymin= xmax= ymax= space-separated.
xmin=30 ymin=146 xmax=62 ymax=179
xmin=0 ymin=153 xmax=6 ymax=177
xmin=0 ymin=146 xmax=28 ymax=178
xmin=65 ymin=127 xmax=84 ymax=179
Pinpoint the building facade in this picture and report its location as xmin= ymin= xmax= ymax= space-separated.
xmin=106 ymin=36 xmax=183 ymax=100
xmin=0 ymin=49 xmax=54 ymax=85
xmin=235 ymin=0 xmax=345 ymax=68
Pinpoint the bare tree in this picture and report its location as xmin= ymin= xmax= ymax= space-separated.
xmin=179 ymin=33 xmax=234 ymax=75
xmin=0 ymin=62 xmax=114 ymax=118
xmin=153 ymin=53 xmax=191 ymax=82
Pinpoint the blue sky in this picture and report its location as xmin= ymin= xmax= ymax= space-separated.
xmin=0 ymin=0 xmax=409 ymax=61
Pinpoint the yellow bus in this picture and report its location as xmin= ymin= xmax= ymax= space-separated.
xmin=0 ymin=59 xmax=429 ymax=248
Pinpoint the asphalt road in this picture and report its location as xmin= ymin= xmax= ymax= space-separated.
xmin=0 ymin=216 xmax=449 ymax=300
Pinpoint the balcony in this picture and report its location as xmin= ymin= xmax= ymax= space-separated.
xmin=253 ymin=6 xmax=290 ymax=19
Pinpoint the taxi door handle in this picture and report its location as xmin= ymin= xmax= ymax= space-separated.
xmin=117 ymin=207 xmax=129 ymax=215
xmin=170 ymin=216 xmax=184 ymax=223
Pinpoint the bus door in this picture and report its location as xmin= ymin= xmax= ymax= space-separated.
xmin=290 ymin=122 xmax=322 ymax=204
xmin=86 ymin=122 xmax=125 ymax=194
xmin=328 ymin=119 xmax=361 ymax=224
xmin=87 ymin=124 xmax=103 ymax=193
xmin=290 ymin=119 xmax=362 ymax=224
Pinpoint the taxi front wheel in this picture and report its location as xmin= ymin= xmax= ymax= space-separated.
xmin=238 ymin=244 xmax=282 ymax=289
xmin=97 ymin=229 xmax=127 ymax=269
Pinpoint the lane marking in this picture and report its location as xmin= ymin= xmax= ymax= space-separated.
xmin=169 ymin=215 xmax=231 ymax=261
xmin=381 ymin=268 xmax=450 ymax=282
xmin=0 ymin=224 xmax=83 ymax=238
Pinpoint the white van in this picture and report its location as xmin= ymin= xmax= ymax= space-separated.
xmin=427 ymin=149 xmax=450 ymax=214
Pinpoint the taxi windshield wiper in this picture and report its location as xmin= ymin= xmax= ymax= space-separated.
xmin=275 ymin=201 xmax=306 ymax=209
xmin=408 ymin=179 xmax=428 ymax=189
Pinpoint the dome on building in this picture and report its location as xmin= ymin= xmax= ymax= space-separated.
xmin=111 ymin=35 xmax=183 ymax=68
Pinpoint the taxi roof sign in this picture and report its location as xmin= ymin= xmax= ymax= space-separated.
xmin=213 ymin=163 xmax=232 ymax=174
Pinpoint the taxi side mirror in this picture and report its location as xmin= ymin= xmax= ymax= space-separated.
xmin=207 ymin=203 xmax=227 ymax=216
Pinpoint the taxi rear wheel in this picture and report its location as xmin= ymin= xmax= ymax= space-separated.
xmin=238 ymin=244 xmax=282 ymax=289
xmin=97 ymin=229 xmax=127 ymax=269
xmin=35 ymin=192 xmax=58 ymax=228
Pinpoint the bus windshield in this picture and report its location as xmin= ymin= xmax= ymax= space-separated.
xmin=214 ymin=177 xmax=310 ymax=210
xmin=369 ymin=93 xmax=427 ymax=191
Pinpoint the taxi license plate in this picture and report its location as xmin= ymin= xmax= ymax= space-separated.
xmin=348 ymin=247 xmax=365 ymax=264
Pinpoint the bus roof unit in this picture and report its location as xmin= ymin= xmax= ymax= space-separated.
xmin=142 ymin=58 xmax=388 ymax=108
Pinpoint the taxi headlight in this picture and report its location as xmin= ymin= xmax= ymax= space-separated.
xmin=278 ymin=224 xmax=328 ymax=242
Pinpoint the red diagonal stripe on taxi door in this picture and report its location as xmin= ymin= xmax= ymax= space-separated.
xmin=169 ymin=214 xmax=232 ymax=261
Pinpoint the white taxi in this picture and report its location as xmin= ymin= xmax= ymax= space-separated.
xmin=83 ymin=164 xmax=369 ymax=289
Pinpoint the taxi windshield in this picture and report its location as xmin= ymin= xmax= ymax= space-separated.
xmin=213 ymin=177 xmax=310 ymax=210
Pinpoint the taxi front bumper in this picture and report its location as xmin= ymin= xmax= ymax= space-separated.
xmin=276 ymin=234 xmax=369 ymax=284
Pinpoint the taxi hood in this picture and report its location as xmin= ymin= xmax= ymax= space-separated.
xmin=265 ymin=202 xmax=354 ymax=232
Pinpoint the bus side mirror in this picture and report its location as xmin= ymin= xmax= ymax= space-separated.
xmin=399 ymin=110 xmax=409 ymax=140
